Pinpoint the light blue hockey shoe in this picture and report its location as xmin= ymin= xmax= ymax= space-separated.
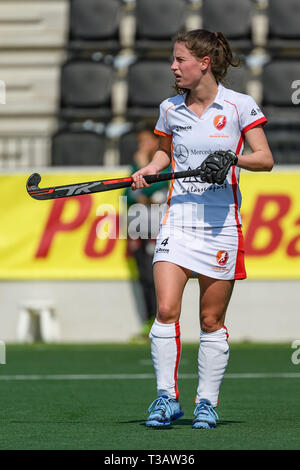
xmin=192 ymin=399 xmax=219 ymax=429
xmin=146 ymin=395 xmax=184 ymax=427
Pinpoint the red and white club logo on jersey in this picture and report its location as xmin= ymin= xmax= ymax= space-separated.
xmin=213 ymin=115 xmax=227 ymax=130
xmin=216 ymin=250 xmax=229 ymax=266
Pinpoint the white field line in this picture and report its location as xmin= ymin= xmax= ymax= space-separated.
xmin=0 ymin=372 xmax=299 ymax=381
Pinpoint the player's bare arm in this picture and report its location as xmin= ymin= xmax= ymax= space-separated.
xmin=131 ymin=135 xmax=172 ymax=190
xmin=237 ymin=125 xmax=274 ymax=172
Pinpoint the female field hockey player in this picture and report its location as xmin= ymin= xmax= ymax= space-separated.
xmin=131 ymin=29 xmax=274 ymax=429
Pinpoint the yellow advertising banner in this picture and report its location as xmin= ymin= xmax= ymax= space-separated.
xmin=0 ymin=171 xmax=137 ymax=280
xmin=0 ymin=169 xmax=299 ymax=279
xmin=239 ymin=170 xmax=300 ymax=279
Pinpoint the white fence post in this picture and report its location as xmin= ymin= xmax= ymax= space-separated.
xmin=0 ymin=80 xmax=6 ymax=104
xmin=0 ymin=341 xmax=6 ymax=364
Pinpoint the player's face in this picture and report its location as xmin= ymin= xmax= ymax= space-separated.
xmin=171 ymin=42 xmax=209 ymax=90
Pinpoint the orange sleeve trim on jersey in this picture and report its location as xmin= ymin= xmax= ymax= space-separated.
xmin=154 ymin=129 xmax=172 ymax=137
xmin=242 ymin=117 xmax=267 ymax=134
xmin=154 ymin=103 xmax=175 ymax=137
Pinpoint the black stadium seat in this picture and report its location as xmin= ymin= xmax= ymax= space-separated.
xmin=262 ymin=59 xmax=300 ymax=125
xmin=263 ymin=60 xmax=300 ymax=106
xmin=135 ymin=0 xmax=187 ymax=51
xmin=60 ymin=59 xmax=113 ymax=121
xmin=118 ymin=130 xmax=139 ymax=166
xmin=69 ymin=0 xmax=121 ymax=52
xmin=264 ymin=127 xmax=300 ymax=164
xmin=202 ymin=0 xmax=253 ymax=52
xmin=224 ymin=64 xmax=249 ymax=95
xmin=126 ymin=59 xmax=175 ymax=120
xmin=262 ymin=59 xmax=300 ymax=164
xmin=51 ymin=130 xmax=106 ymax=166
xmin=268 ymin=0 xmax=300 ymax=51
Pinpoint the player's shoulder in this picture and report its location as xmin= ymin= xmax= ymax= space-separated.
xmin=159 ymin=93 xmax=186 ymax=110
xmin=221 ymin=84 xmax=256 ymax=107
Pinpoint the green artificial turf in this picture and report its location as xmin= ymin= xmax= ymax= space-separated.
xmin=0 ymin=343 xmax=299 ymax=450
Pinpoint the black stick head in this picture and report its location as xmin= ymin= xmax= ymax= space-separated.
xmin=27 ymin=173 xmax=41 ymax=189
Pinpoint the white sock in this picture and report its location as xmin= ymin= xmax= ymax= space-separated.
xmin=149 ymin=319 xmax=181 ymax=400
xmin=196 ymin=326 xmax=229 ymax=407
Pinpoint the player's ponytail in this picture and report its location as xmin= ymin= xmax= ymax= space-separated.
xmin=212 ymin=31 xmax=240 ymax=82
xmin=173 ymin=29 xmax=240 ymax=94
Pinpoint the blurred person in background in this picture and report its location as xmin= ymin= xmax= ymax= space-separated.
xmin=124 ymin=126 xmax=170 ymax=340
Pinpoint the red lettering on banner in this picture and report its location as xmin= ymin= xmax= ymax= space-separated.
xmin=244 ymin=195 xmax=291 ymax=256
xmin=84 ymin=214 xmax=119 ymax=258
xmin=35 ymin=196 xmax=92 ymax=257
xmin=286 ymin=217 xmax=300 ymax=257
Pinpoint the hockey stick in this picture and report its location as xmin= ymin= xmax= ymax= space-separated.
xmin=26 ymin=169 xmax=202 ymax=201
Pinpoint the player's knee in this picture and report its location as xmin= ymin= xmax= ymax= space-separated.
xmin=200 ymin=316 xmax=222 ymax=333
xmin=156 ymin=303 xmax=180 ymax=324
